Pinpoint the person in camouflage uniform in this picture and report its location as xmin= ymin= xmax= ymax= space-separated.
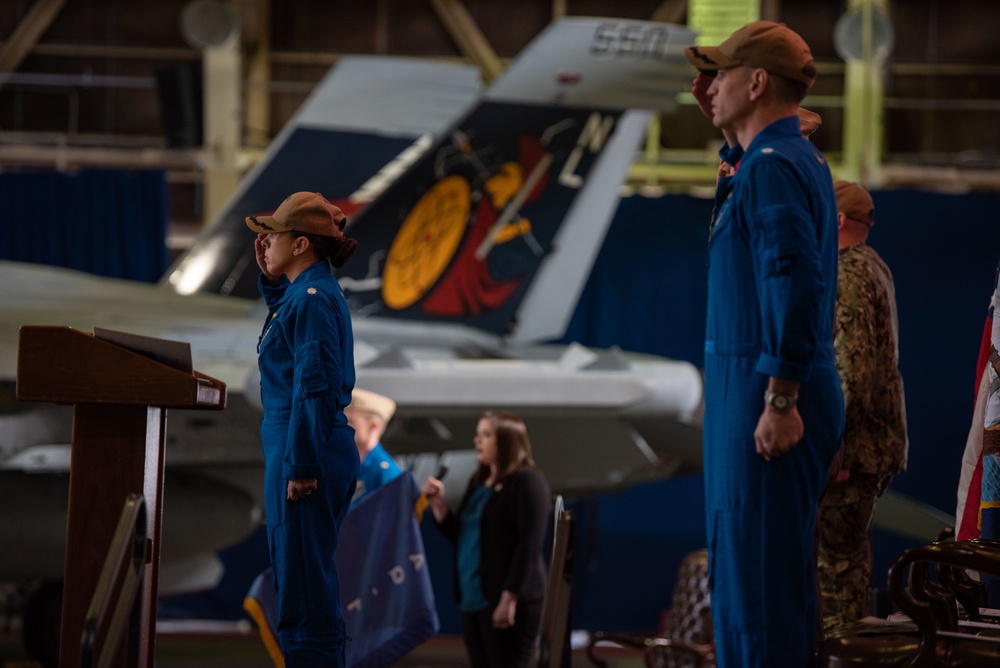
xmin=817 ymin=180 xmax=908 ymax=635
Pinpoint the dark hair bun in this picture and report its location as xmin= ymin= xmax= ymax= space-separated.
xmin=330 ymin=237 xmax=358 ymax=268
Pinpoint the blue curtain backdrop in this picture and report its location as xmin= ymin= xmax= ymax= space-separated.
xmin=0 ymin=169 xmax=169 ymax=282
xmin=563 ymin=190 xmax=1000 ymax=519
xmin=561 ymin=194 xmax=712 ymax=367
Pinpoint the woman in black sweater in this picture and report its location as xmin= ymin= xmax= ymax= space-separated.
xmin=422 ymin=411 xmax=551 ymax=667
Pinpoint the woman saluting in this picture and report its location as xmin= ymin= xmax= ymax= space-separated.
xmin=247 ymin=191 xmax=358 ymax=667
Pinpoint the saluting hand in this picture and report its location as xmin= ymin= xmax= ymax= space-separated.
xmin=255 ymin=234 xmax=281 ymax=286
xmin=692 ymin=72 xmax=715 ymax=120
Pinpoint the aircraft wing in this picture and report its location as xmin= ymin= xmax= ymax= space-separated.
xmin=874 ymin=489 xmax=956 ymax=544
xmin=353 ymin=343 xmax=704 ymax=494
xmin=0 ymin=260 xmax=258 ymax=386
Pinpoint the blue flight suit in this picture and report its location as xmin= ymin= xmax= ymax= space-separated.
xmin=257 ymin=261 xmax=359 ymax=667
xmin=352 ymin=443 xmax=402 ymax=505
xmin=704 ymin=116 xmax=845 ymax=667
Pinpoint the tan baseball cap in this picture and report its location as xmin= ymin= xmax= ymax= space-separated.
xmin=347 ymin=388 xmax=397 ymax=423
xmin=834 ymin=180 xmax=875 ymax=227
xmin=246 ymin=191 xmax=346 ymax=237
xmin=685 ymin=21 xmax=817 ymax=88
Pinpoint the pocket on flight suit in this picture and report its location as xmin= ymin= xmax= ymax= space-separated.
xmin=296 ymin=340 xmax=329 ymax=398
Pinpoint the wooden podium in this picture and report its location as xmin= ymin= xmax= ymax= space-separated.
xmin=16 ymin=325 xmax=227 ymax=668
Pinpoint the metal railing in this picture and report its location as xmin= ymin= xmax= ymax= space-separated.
xmin=537 ymin=495 xmax=574 ymax=668
xmin=80 ymin=494 xmax=148 ymax=668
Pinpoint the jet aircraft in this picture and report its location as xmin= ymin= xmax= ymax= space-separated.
xmin=162 ymin=17 xmax=706 ymax=497
xmin=1 ymin=17 xmax=707 ymax=651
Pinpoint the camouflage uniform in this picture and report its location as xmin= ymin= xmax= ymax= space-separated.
xmin=818 ymin=242 xmax=908 ymax=635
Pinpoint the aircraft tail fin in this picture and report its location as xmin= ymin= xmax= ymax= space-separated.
xmin=338 ymin=18 xmax=695 ymax=341
xmin=163 ymin=56 xmax=482 ymax=297
xmin=164 ymin=18 xmax=696 ymax=344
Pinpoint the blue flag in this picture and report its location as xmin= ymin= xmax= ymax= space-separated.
xmin=245 ymin=473 xmax=439 ymax=667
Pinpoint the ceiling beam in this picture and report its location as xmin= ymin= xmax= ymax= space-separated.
xmin=0 ymin=0 xmax=68 ymax=93
xmin=243 ymin=0 xmax=271 ymax=148
xmin=9 ymin=42 xmax=1000 ymax=77
xmin=760 ymin=0 xmax=781 ymax=22
xmin=0 ymin=142 xmax=203 ymax=171
xmin=0 ymin=42 xmax=198 ymax=61
xmin=649 ymin=0 xmax=687 ymax=24
xmin=428 ymin=0 xmax=501 ymax=82
xmin=202 ymin=39 xmax=243 ymax=224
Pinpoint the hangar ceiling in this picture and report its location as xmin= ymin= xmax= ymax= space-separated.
xmin=1 ymin=0 xmax=998 ymax=238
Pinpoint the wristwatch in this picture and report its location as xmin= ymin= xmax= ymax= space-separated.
xmin=764 ymin=390 xmax=797 ymax=413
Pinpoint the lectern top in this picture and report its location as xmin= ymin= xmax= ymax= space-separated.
xmin=16 ymin=325 xmax=225 ymax=409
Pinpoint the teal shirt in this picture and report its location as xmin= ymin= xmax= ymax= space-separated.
xmin=456 ymin=484 xmax=492 ymax=613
